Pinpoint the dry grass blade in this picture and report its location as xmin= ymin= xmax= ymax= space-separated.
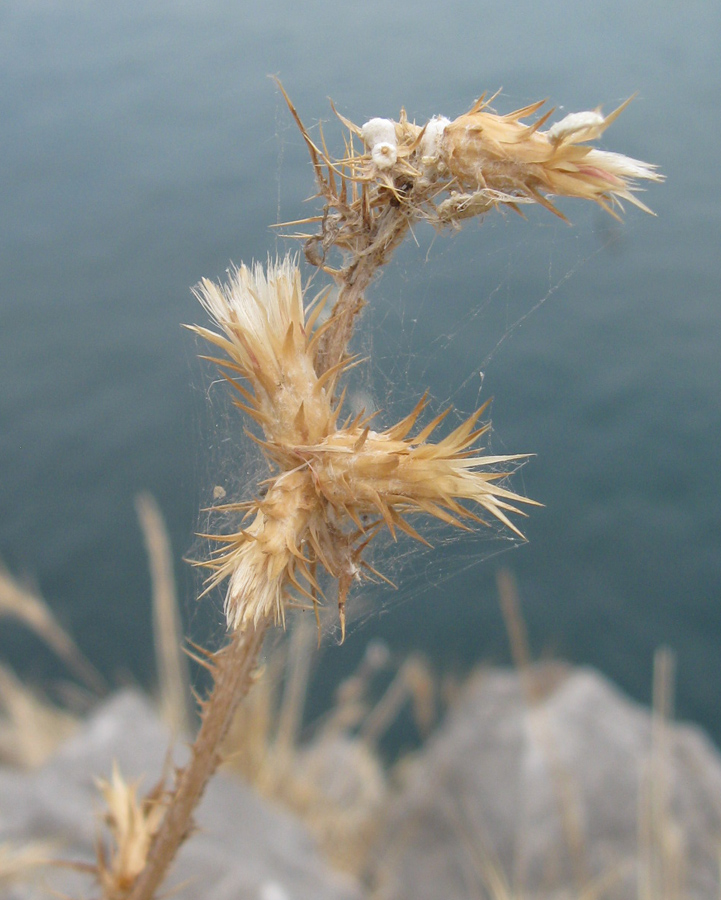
xmin=360 ymin=655 xmax=435 ymax=744
xmin=274 ymin=613 xmax=316 ymax=755
xmin=0 ymin=840 xmax=55 ymax=889
xmin=496 ymin=568 xmax=534 ymax=700
xmin=638 ymin=646 xmax=683 ymax=900
xmin=135 ymin=493 xmax=191 ymax=736
xmin=0 ymin=562 xmax=106 ymax=694
xmin=0 ymin=662 xmax=78 ymax=768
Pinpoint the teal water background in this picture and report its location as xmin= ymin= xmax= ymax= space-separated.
xmin=1 ymin=0 xmax=720 ymax=741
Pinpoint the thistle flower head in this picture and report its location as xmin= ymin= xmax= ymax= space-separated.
xmin=440 ymin=95 xmax=662 ymax=218
xmin=193 ymin=260 xmax=535 ymax=637
xmin=191 ymin=258 xmax=339 ymax=446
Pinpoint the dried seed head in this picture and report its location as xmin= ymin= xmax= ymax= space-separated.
xmin=190 ymin=257 xmax=340 ymax=446
xmin=439 ymin=96 xmax=662 ymax=218
xmin=193 ymin=262 xmax=534 ymax=636
xmin=276 ymin=83 xmax=663 ymax=272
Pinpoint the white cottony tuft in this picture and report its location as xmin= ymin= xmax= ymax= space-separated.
xmin=420 ymin=115 xmax=450 ymax=161
xmin=362 ymin=117 xmax=398 ymax=169
xmin=371 ymin=142 xmax=397 ymax=168
xmin=362 ymin=117 xmax=396 ymax=147
xmin=547 ymin=110 xmax=606 ymax=143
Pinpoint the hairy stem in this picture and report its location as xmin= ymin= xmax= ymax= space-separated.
xmin=127 ymin=619 xmax=269 ymax=900
xmin=314 ymin=210 xmax=409 ymax=374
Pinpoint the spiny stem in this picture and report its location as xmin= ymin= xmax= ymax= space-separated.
xmin=127 ymin=619 xmax=269 ymax=900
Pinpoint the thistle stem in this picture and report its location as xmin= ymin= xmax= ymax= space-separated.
xmin=314 ymin=209 xmax=409 ymax=374
xmin=127 ymin=618 xmax=269 ymax=900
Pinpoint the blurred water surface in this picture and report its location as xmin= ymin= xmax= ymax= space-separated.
xmin=1 ymin=0 xmax=720 ymax=742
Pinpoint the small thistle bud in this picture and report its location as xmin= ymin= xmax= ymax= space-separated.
xmin=94 ymin=763 xmax=166 ymax=898
xmin=190 ymin=256 xmax=338 ymax=447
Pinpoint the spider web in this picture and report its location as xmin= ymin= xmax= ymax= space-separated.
xmin=329 ymin=209 xmax=618 ymax=639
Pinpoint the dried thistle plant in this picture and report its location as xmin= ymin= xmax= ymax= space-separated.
xmin=123 ymin=85 xmax=662 ymax=900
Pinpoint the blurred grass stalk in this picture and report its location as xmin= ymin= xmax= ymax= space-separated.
xmin=124 ymin=84 xmax=661 ymax=900
xmin=0 ymin=563 xmax=108 ymax=770
xmin=0 ymin=563 xmax=105 ymax=695
xmin=135 ymin=493 xmax=191 ymax=737
xmin=639 ymin=646 xmax=680 ymax=900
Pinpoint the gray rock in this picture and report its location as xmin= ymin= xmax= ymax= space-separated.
xmin=369 ymin=664 xmax=721 ymax=900
xmin=7 ymin=668 xmax=721 ymax=900
xmin=0 ymin=690 xmax=364 ymax=900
